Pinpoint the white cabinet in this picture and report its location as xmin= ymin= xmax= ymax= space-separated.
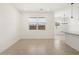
xmin=65 ymin=33 xmax=79 ymax=51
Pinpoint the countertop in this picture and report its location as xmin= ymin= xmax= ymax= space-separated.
xmin=62 ymin=31 xmax=79 ymax=36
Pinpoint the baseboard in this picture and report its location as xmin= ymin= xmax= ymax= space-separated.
xmin=21 ymin=38 xmax=54 ymax=40
xmin=64 ymin=40 xmax=79 ymax=52
xmin=0 ymin=37 xmax=20 ymax=54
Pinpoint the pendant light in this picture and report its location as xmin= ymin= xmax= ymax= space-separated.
xmin=71 ymin=3 xmax=74 ymax=19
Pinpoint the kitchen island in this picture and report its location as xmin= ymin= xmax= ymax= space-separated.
xmin=63 ymin=31 xmax=79 ymax=52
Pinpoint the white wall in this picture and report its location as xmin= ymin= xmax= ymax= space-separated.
xmin=20 ymin=12 xmax=54 ymax=39
xmin=0 ymin=4 xmax=20 ymax=53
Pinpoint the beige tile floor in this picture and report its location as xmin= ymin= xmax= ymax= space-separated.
xmin=1 ymin=39 xmax=79 ymax=55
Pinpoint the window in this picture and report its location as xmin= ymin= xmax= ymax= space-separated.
xmin=38 ymin=25 xmax=45 ymax=30
xmin=29 ymin=25 xmax=37 ymax=30
xmin=28 ymin=17 xmax=47 ymax=30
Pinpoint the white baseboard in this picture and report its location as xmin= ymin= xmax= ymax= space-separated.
xmin=64 ymin=40 xmax=79 ymax=52
xmin=0 ymin=37 xmax=20 ymax=54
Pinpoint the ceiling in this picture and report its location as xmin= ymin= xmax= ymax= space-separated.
xmin=13 ymin=3 xmax=70 ymax=12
